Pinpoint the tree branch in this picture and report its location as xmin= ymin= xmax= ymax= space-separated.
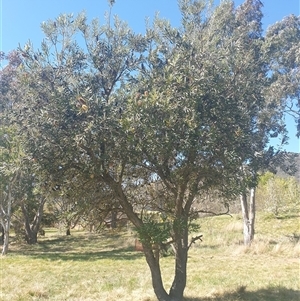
xmin=188 ymin=234 xmax=203 ymax=250
xmin=195 ymin=203 xmax=231 ymax=217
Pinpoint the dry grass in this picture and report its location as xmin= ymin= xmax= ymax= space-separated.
xmin=0 ymin=213 xmax=299 ymax=301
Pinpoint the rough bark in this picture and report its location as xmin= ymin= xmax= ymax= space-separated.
xmin=240 ymin=188 xmax=256 ymax=246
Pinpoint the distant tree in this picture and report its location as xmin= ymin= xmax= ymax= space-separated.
xmin=256 ymin=172 xmax=300 ymax=216
xmin=0 ymin=51 xmax=23 ymax=255
xmin=239 ymin=5 xmax=300 ymax=245
xmin=0 ymin=51 xmax=47 ymax=249
xmin=11 ymin=1 xmax=299 ymax=300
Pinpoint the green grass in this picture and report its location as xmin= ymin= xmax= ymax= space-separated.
xmin=1 ymin=213 xmax=299 ymax=301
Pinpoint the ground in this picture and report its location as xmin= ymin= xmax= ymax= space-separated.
xmin=1 ymin=213 xmax=299 ymax=301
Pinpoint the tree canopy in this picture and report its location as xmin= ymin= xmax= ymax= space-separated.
xmin=1 ymin=0 xmax=299 ymax=299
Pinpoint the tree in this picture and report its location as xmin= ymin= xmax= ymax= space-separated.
xmin=0 ymin=124 xmax=27 ymax=254
xmin=238 ymin=3 xmax=300 ymax=245
xmin=19 ymin=185 xmax=47 ymax=244
xmin=0 ymin=169 xmax=17 ymax=255
xmin=0 ymin=51 xmax=48 ymax=249
xmin=48 ymin=174 xmax=124 ymax=234
xmin=256 ymin=171 xmax=300 ymax=216
xmin=0 ymin=51 xmax=23 ymax=255
xmin=13 ymin=1 xmax=299 ymax=299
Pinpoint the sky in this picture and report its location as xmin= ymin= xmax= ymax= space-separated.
xmin=1 ymin=0 xmax=299 ymax=153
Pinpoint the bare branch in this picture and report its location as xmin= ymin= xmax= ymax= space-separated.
xmin=188 ymin=234 xmax=203 ymax=250
xmin=194 ymin=203 xmax=232 ymax=217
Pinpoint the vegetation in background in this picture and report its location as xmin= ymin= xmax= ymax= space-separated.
xmin=256 ymin=172 xmax=300 ymax=217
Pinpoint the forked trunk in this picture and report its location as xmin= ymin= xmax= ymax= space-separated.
xmin=109 ymin=179 xmax=189 ymax=301
xmin=240 ymin=188 xmax=255 ymax=246
xmin=21 ymin=198 xmax=46 ymax=244
xmin=142 ymin=230 xmax=188 ymax=301
xmin=24 ymin=226 xmax=38 ymax=244
xmin=143 ymin=247 xmax=170 ymax=301
xmin=22 ymin=205 xmax=38 ymax=244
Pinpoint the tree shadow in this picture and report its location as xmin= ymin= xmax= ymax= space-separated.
xmin=27 ymin=247 xmax=144 ymax=261
xmin=9 ymin=232 xmax=144 ymax=261
xmin=275 ymin=214 xmax=300 ymax=220
xmin=184 ymin=286 xmax=300 ymax=301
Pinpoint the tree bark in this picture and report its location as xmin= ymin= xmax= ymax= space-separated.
xmin=21 ymin=197 xmax=46 ymax=244
xmin=111 ymin=210 xmax=117 ymax=229
xmin=1 ymin=220 xmax=10 ymax=256
xmin=169 ymin=248 xmax=187 ymax=300
xmin=240 ymin=188 xmax=255 ymax=246
xmin=107 ymin=176 xmax=191 ymax=301
xmin=143 ymin=247 xmax=170 ymax=301
xmin=1 ymin=224 xmax=4 ymax=242
xmin=1 ymin=178 xmax=14 ymax=256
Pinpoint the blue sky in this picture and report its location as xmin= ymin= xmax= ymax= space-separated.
xmin=1 ymin=0 xmax=299 ymax=152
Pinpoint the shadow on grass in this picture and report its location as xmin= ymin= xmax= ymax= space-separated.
xmin=275 ymin=214 xmax=300 ymax=220
xmin=28 ymin=247 xmax=144 ymax=261
xmin=184 ymin=286 xmax=300 ymax=301
xmin=10 ymin=232 xmax=144 ymax=261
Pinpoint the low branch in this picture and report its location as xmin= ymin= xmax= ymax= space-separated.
xmin=188 ymin=234 xmax=203 ymax=250
xmin=195 ymin=203 xmax=231 ymax=217
xmin=160 ymin=239 xmax=175 ymax=253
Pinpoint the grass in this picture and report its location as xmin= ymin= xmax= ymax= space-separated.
xmin=0 ymin=212 xmax=299 ymax=301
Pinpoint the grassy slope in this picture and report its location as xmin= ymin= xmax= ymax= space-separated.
xmin=0 ymin=213 xmax=299 ymax=301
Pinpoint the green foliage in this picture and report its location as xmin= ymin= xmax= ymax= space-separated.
xmin=257 ymin=172 xmax=300 ymax=216
xmin=136 ymin=218 xmax=171 ymax=246
xmin=2 ymin=0 xmax=299 ymax=298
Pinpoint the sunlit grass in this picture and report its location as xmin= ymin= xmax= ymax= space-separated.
xmin=1 ymin=212 xmax=299 ymax=300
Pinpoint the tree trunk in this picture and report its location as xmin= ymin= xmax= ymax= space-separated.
xmin=24 ymin=223 xmax=38 ymax=244
xmin=1 ymin=178 xmax=14 ymax=256
xmin=1 ymin=220 xmax=10 ymax=256
xmin=240 ymin=188 xmax=255 ymax=246
xmin=108 ymin=178 xmax=190 ymax=301
xmin=111 ymin=210 xmax=117 ymax=229
xmin=22 ymin=203 xmax=38 ymax=244
xmin=141 ymin=224 xmax=189 ymax=301
xmin=1 ymin=224 xmax=4 ymax=242
xmin=21 ymin=197 xmax=46 ymax=244
xmin=143 ymin=246 xmax=170 ymax=301
xmin=169 ymin=229 xmax=188 ymax=301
